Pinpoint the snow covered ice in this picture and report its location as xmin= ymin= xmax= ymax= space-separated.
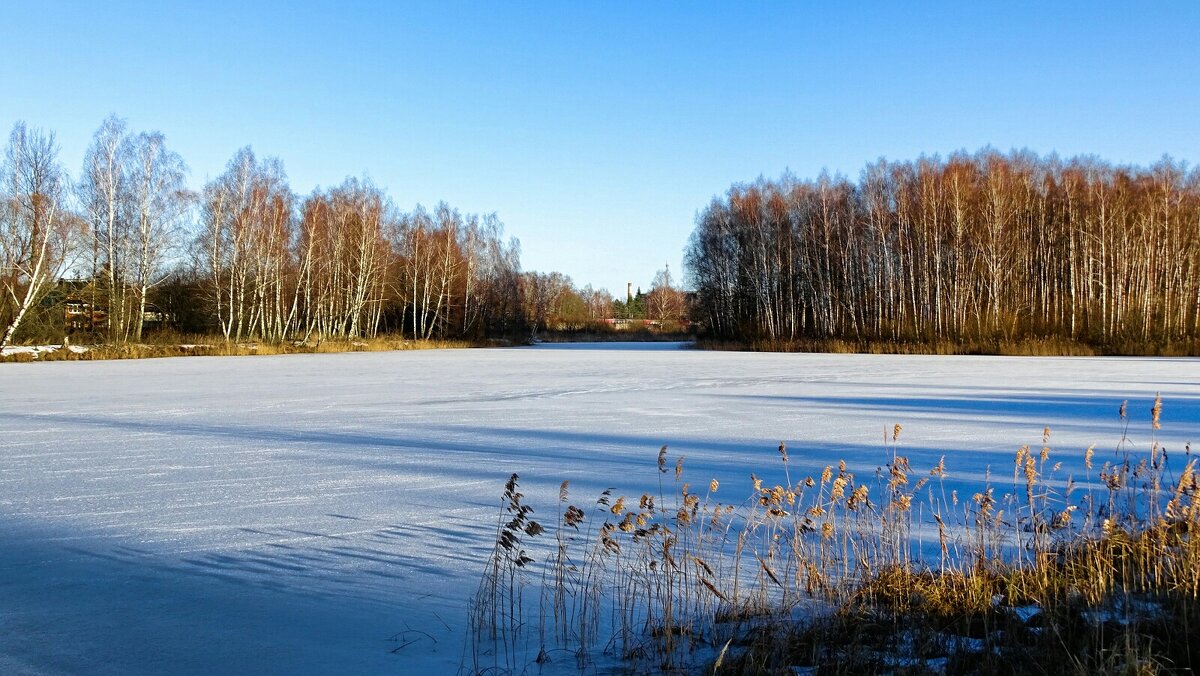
xmin=1 ymin=344 xmax=1197 ymax=673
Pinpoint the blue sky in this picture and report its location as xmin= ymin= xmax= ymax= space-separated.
xmin=3 ymin=2 xmax=1198 ymax=293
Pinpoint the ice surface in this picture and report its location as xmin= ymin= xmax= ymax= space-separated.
xmin=0 ymin=344 xmax=1197 ymax=673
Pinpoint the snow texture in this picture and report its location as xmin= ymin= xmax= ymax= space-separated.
xmin=0 ymin=344 xmax=1197 ymax=673
xmin=1 ymin=345 xmax=89 ymax=359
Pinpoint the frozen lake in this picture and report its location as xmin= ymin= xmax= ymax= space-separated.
xmin=1 ymin=344 xmax=1197 ymax=673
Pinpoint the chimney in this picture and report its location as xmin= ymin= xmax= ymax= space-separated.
xmin=627 ymin=282 xmax=633 ymax=303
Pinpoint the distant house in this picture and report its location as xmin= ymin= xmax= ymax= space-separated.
xmin=40 ymin=280 xmax=105 ymax=332
xmin=42 ymin=279 xmax=168 ymax=334
xmin=64 ymin=298 xmax=107 ymax=331
xmin=141 ymin=304 xmax=168 ymax=327
xmin=61 ymin=299 xmax=167 ymax=333
xmin=602 ymin=318 xmax=684 ymax=330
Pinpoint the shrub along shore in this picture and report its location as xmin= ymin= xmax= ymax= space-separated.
xmin=694 ymin=335 xmax=1200 ymax=357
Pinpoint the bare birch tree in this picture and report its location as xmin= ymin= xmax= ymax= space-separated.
xmin=79 ymin=115 xmax=132 ymax=340
xmin=1 ymin=123 xmax=80 ymax=349
xmin=125 ymin=131 xmax=191 ymax=340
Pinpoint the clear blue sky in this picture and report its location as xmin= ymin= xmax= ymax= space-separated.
xmin=3 ymin=2 xmax=1198 ymax=294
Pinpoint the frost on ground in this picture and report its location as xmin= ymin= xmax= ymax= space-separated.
xmin=1 ymin=345 xmax=90 ymax=359
xmin=0 ymin=344 xmax=1197 ymax=674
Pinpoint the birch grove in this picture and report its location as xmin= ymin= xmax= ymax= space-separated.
xmin=194 ymin=149 xmax=525 ymax=343
xmin=295 ymin=180 xmax=388 ymax=340
xmin=686 ymin=150 xmax=1200 ymax=348
xmin=78 ymin=117 xmax=191 ymax=342
xmin=3 ymin=117 xmax=529 ymax=346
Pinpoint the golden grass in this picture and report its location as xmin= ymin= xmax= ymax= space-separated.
xmin=694 ymin=336 xmax=1200 ymax=357
xmin=469 ymin=402 xmax=1200 ymax=674
xmin=0 ymin=334 xmax=482 ymax=363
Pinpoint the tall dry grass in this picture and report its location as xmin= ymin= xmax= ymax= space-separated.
xmin=467 ymin=397 xmax=1199 ymax=674
xmin=0 ymin=334 xmax=481 ymax=363
xmin=694 ymin=336 xmax=1200 ymax=357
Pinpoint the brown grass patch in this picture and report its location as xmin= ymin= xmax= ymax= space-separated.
xmin=0 ymin=334 xmax=480 ymax=363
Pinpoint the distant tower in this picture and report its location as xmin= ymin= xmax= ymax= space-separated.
xmin=627 ymin=282 xmax=633 ymax=303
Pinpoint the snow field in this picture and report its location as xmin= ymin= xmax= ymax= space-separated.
xmin=0 ymin=344 xmax=1197 ymax=673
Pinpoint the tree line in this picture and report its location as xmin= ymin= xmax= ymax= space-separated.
xmin=1 ymin=117 xmax=682 ymax=349
xmin=686 ymin=150 xmax=1200 ymax=349
xmin=512 ymin=266 xmax=687 ymax=337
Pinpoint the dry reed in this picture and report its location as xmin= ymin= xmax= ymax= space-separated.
xmin=467 ymin=399 xmax=1199 ymax=674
